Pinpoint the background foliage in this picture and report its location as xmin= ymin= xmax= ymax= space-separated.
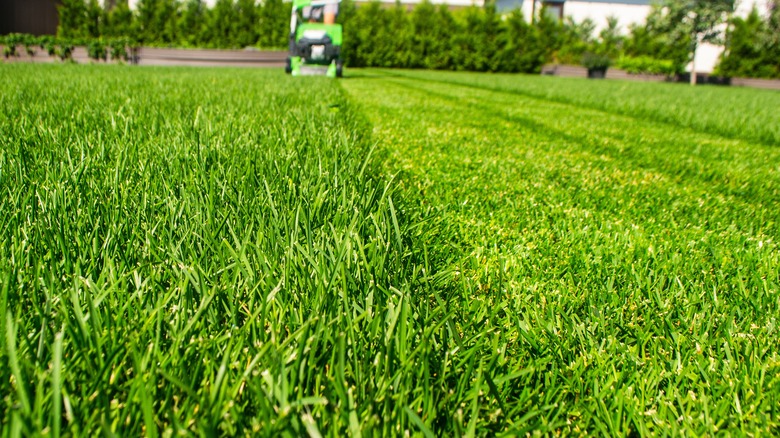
xmin=717 ymin=1 xmax=780 ymax=78
xmin=1 ymin=0 xmax=779 ymax=77
xmin=56 ymin=0 xmax=289 ymax=48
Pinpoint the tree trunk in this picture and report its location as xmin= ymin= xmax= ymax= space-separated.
xmin=690 ymin=35 xmax=698 ymax=86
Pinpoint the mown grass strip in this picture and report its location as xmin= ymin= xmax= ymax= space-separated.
xmin=380 ymin=68 xmax=780 ymax=147
xmin=342 ymin=69 xmax=780 ymax=435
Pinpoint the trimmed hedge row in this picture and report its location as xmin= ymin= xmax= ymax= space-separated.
xmin=1 ymin=34 xmax=134 ymax=62
xmin=5 ymin=0 xmax=778 ymax=78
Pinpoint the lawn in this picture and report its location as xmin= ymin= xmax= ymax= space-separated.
xmin=1 ymin=63 xmax=778 ymax=436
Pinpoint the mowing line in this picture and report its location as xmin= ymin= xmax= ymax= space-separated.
xmin=369 ymin=69 xmax=780 ymax=148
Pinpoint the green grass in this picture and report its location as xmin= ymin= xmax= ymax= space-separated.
xmin=381 ymin=69 xmax=780 ymax=147
xmin=341 ymin=70 xmax=780 ymax=434
xmin=1 ymin=63 xmax=779 ymax=435
xmin=0 ymin=64 xmax=441 ymax=435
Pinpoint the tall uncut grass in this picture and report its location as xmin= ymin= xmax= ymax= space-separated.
xmin=0 ymin=64 xmax=451 ymax=435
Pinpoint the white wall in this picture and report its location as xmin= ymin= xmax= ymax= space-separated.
xmin=390 ymin=0 xmax=485 ymax=6
xmin=360 ymin=0 xmax=485 ymax=6
xmin=735 ymin=0 xmax=771 ymax=16
xmin=564 ymin=2 xmax=651 ymax=34
xmin=130 ymin=0 xmax=484 ymax=8
xmin=128 ymin=0 xmax=217 ymax=8
xmin=514 ymin=0 xmax=650 ymax=32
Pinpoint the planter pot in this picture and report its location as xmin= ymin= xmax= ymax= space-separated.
xmin=587 ymin=67 xmax=607 ymax=79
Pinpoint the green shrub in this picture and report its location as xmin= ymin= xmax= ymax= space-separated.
xmin=716 ymin=6 xmax=780 ymax=79
xmin=582 ymin=51 xmax=611 ymax=70
xmin=87 ymin=38 xmax=107 ymax=61
xmin=616 ymin=55 xmax=678 ymax=75
xmin=108 ymin=37 xmax=129 ymax=61
xmin=21 ymin=34 xmax=41 ymax=56
xmin=57 ymin=39 xmax=75 ymax=61
xmin=622 ymin=6 xmax=688 ymax=74
xmin=2 ymin=33 xmax=23 ymax=58
xmin=39 ymin=35 xmax=58 ymax=56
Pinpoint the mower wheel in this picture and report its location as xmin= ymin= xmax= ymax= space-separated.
xmin=285 ymin=57 xmax=292 ymax=74
xmin=336 ymin=60 xmax=343 ymax=78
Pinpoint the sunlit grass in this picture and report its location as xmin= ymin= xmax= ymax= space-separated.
xmin=343 ymin=70 xmax=780 ymax=435
xmin=1 ymin=63 xmax=779 ymax=435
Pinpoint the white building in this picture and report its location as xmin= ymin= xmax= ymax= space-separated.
xmin=128 ymin=0 xmax=218 ymax=7
xmin=495 ymin=0 xmax=771 ymax=73
xmin=500 ymin=0 xmax=651 ymax=34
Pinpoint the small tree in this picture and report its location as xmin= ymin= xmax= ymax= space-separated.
xmin=598 ymin=16 xmax=623 ymax=58
xmin=135 ymin=0 xmax=160 ymax=43
xmin=158 ymin=0 xmax=180 ymax=45
xmin=85 ymin=0 xmax=102 ymax=38
xmin=555 ymin=17 xmax=595 ymax=65
xmin=655 ymin=0 xmax=736 ymax=85
xmin=716 ymin=8 xmax=764 ymax=77
xmin=451 ymin=6 xmax=486 ymax=71
xmin=235 ymin=0 xmax=260 ymax=48
xmin=623 ymin=6 xmax=688 ymax=73
xmin=204 ymin=0 xmax=239 ymax=48
xmin=498 ymin=10 xmax=547 ymax=73
xmin=257 ymin=0 xmax=287 ymax=49
xmin=764 ymin=0 xmax=780 ymax=76
xmin=58 ymin=0 xmax=89 ymax=38
xmin=104 ymin=0 xmax=134 ymax=38
xmin=534 ymin=5 xmax=565 ymax=66
xmin=336 ymin=0 xmax=357 ymax=64
xmin=178 ymin=0 xmax=207 ymax=47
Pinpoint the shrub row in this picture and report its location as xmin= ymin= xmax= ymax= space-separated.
xmin=56 ymin=0 xmax=288 ymax=49
xmin=1 ymin=34 xmax=134 ymax=62
xmin=339 ymin=1 xmax=619 ymax=73
xmin=615 ymin=55 xmax=678 ymax=76
xmin=6 ymin=0 xmax=779 ymax=78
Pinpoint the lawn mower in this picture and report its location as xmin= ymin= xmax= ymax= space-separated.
xmin=286 ymin=0 xmax=343 ymax=78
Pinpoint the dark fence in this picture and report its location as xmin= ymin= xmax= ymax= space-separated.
xmin=0 ymin=0 xmax=58 ymax=36
xmin=730 ymin=77 xmax=780 ymax=91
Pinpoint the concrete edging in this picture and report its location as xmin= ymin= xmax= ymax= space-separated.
xmin=541 ymin=64 xmax=780 ymax=90
xmin=542 ymin=64 xmax=670 ymax=82
xmin=730 ymin=77 xmax=780 ymax=91
xmin=0 ymin=45 xmax=287 ymax=67
xmin=3 ymin=50 xmax=779 ymax=89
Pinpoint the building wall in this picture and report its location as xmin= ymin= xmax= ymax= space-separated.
xmin=563 ymin=1 xmax=651 ymax=33
xmin=502 ymin=0 xmax=651 ymax=30
xmin=386 ymin=0 xmax=484 ymax=6
xmin=128 ymin=0 xmax=216 ymax=7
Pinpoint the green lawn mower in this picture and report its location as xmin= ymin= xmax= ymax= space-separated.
xmin=286 ymin=0 xmax=343 ymax=78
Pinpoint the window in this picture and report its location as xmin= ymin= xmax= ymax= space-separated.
xmin=542 ymin=1 xmax=564 ymax=21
